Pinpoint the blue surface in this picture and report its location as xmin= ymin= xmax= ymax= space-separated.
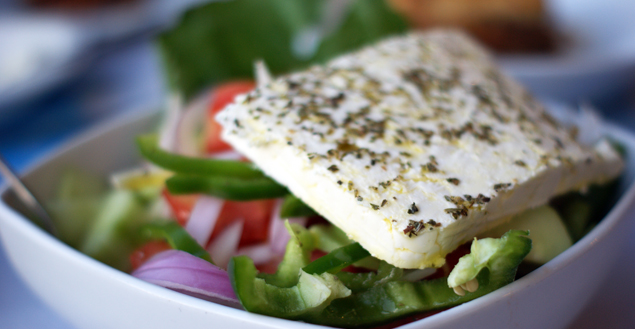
xmin=0 ymin=88 xmax=83 ymax=170
xmin=0 ymin=39 xmax=164 ymax=170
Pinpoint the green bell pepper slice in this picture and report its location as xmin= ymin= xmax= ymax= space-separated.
xmin=141 ymin=221 xmax=213 ymax=263
xmin=258 ymin=221 xmax=314 ymax=287
xmin=302 ymin=230 xmax=531 ymax=328
xmin=335 ymin=261 xmax=403 ymax=293
xmin=229 ymin=256 xmax=351 ymax=318
xmin=303 ymin=242 xmax=370 ymax=275
xmin=136 ymin=134 xmax=264 ymax=179
xmin=165 ymin=174 xmax=288 ymax=201
xmin=310 ymin=224 xmax=380 ymax=270
xmin=279 ymin=195 xmax=317 ymax=218
xmin=229 ymin=221 xmax=351 ymax=317
xmin=230 ymin=225 xmax=530 ymax=328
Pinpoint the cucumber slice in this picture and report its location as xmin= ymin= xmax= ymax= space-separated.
xmin=79 ymin=190 xmax=151 ymax=271
xmin=559 ymin=198 xmax=592 ymax=241
xmin=482 ymin=205 xmax=572 ymax=264
xmin=48 ymin=170 xmax=107 ymax=248
xmin=57 ymin=169 xmax=106 ymax=200
xmin=47 ymin=198 xmax=103 ymax=248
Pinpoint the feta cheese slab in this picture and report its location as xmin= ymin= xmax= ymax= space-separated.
xmin=216 ymin=30 xmax=623 ymax=269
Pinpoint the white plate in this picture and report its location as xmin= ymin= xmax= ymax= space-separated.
xmin=0 ymin=109 xmax=635 ymax=329
xmin=0 ymin=0 xmax=206 ymax=109
xmin=0 ymin=14 xmax=87 ymax=109
xmin=499 ymin=0 xmax=635 ymax=101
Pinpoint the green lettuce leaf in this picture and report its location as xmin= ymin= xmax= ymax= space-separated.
xmin=158 ymin=0 xmax=408 ymax=100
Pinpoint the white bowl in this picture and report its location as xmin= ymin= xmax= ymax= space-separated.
xmin=1 ymin=109 xmax=634 ymax=329
xmin=499 ymin=0 xmax=635 ymax=101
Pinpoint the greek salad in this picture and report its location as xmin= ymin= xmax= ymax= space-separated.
xmin=46 ymin=1 xmax=625 ymax=328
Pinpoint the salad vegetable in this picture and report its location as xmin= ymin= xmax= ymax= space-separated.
xmin=302 ymin=242 xmax=371 ymax=275
xmin=133 ymin=249 xmax=241 ymax=308
xmin=158 ymin=0 xmax=407 ymax=100
xmin=310 ymin=224 xmax=382 ymax=271
xmin=280 ymin=194 xmax=317 ymax=218
xmin=206 ymin=81 xmax=256 ymax=153
xmin=79 ymin=190 xmax=152 ymax=271
xmin=306 ymin=231 xmax=531 ymax=328
xmin=136 ymin=134 xmax=264 ymax=179
xmin=47 ymin=170 xmax=106 ymax=248
xmin=230 ymin=225 xmax=530 ymax=327
xmin=229 ymin=222 xmax=352 ymax=318
xmin=141 ymin=221 xmax=213 ymax=263
xmin=481 ymin=205 xmax=571 ymax=264
xmin=165 ymin=174 xmax=288 ymax=201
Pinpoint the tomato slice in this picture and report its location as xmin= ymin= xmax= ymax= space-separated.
xmin=256 ymin=256 xmax=284 ymax=274
xmin=425 ymin=242 xmax=472 ymax=280
xmin=209 ymin=199 xmax=276 ymax=247
xmin=163 ymin=189 xmax=275 ymax=247
xmin=129 ymin=240 xmax=172 ymax=271
xmin=166 ymin=80 xmax=270 ymax=247
xmin=206 ymin=81 xmax=255 ymax=154
xmin=162 ymin=189 xmax=199 ymax=226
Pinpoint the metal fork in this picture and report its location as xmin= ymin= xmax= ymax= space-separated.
xmin=0 ymin=153 xmax=57 ymax=236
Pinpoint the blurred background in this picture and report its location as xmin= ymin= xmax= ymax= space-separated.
xmin=0 ymin=0 xmax=634 ymax=328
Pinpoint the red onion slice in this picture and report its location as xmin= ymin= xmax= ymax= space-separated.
xmin=158 ymin=94 xmax=182 ymax=153
xmin=176 ymin=94 xmax=210 ymax=156
xmin=185 ymin=196 xmax=225 ymax=246
xmin=209 ymin=150 xmax=244 ymax=161
xmin=207 ymin=219 xmax=244 ymax=269
xmin=255 ymin=60 xmax=272 ymax=88
xmin=268 ymin=199 xmax=308 ymax=256
xmin=132 ymin=250 xmax=241 ymax=309
xmin=401 ymin=268 xmax=437 ymax=282
xmin=158 ymin=92 xmax=211 ymax=156
xmin=236 ymin=243 xmax=274 ymax=265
